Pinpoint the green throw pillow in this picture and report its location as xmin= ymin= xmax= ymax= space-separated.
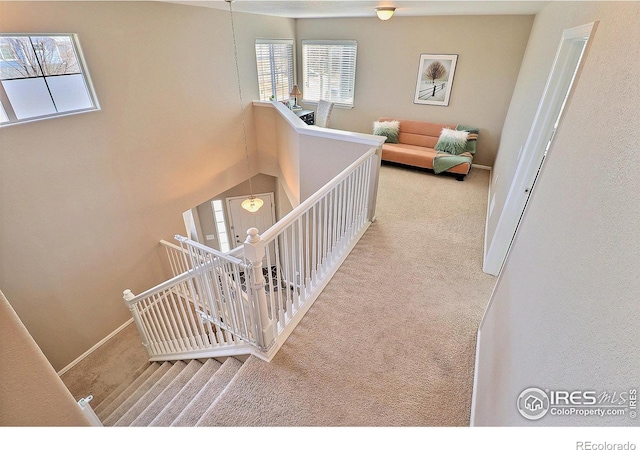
xmin=434 ymin=128 xmax=469 ymax=155
xmin=373 ymin=120 xmax=400 ymax=144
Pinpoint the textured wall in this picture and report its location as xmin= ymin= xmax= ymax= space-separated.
xmin=473 ymin=1 xmax=640 ymax=426
xmin=296 ymin=15 xmax=534 ymax=166
xmin=0 ymin=1 xmax=295 ymax=371
xmin=0 ymin=290 xmax=91 ymax=426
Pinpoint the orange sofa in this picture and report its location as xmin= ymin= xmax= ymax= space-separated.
xmin=378 ymin=117 xmax=474 ymax=181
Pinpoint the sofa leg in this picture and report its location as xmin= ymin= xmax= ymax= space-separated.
xmin=456 ymin=174 xmax=465 ymax=181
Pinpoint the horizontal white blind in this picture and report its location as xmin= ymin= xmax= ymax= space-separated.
xmin=302 ymin=40 xmax=357 ymax=107
xmin=255 ymin=39 xmax=294 ymax=101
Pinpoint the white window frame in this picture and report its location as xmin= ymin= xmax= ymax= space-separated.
xmin=301 ymin=40 xmax=357 ymax=109
xmin=0 ymin=33 xmax=100 ymax=127
xmin=255 ymin=38 xmax=295 ymax=102
xmin=211 ymin=200 xmax=231 ymax=253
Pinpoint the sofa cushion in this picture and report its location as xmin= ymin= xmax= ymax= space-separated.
xmin=434 ymin=128 xmax=470 ymax=155
xmin=373 ymin=120 xmax=400 ymax=144
xmin=397 ymin=132 xmax=439 ymax=149
xmin=382 ymin=143 xmax=437 ymax=169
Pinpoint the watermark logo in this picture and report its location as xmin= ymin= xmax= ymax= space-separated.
xmin=576 ymin=442 xmax=637 ymax=450
xmin=517 ymin=387 xmax=550 ymax=420
xmin=517 ymin=387 xmax=637 ymax=421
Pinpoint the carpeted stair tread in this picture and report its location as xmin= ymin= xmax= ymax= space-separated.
xmin=171 ymin=358 xmax=242 ymax=427
xmin=129 ymin=360 xmax=203 ymax=427
xmin=97 ymin=362 xmax=161 ymax=422
xmin=192 ymin=356 xmax=261 ymax=427
xmin=194 ymin=358 xmax=250 ymax=426
xmin=94 ymin=362 xmax=152 ymax=416
xmin=112 ymin=361 xmax=187 ymax=426
xmin=149 ymin=358 xmax=222 ymax=427
xmin=102 ymin=361 xmax=172 ymax=426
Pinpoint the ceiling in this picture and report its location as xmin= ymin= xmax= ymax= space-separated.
xmin=167 ymin=1 xmax=549 ymax=19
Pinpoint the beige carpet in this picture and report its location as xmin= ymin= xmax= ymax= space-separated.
xmin=60 ymin=164 xmax=496 ymax=426
xmin=197 ymin=164 xmax=497 ymax=426
xmin=60 ymin=320 xmax=149 ymax=406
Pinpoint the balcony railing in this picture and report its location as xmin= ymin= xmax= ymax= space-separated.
xmin=124 ymin=147 xmax=380 ymax=362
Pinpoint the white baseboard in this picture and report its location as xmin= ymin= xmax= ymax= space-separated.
xmin=473 ymin=164 xmax=492 ymax=171
xmin=57 ymin=318 xmax=134 ymax=376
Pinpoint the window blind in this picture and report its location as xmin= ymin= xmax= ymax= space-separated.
xmin=302 ymin=40 xmax=357 ymax=107
xmin=255 ymin=39 xmax=294 ymax=101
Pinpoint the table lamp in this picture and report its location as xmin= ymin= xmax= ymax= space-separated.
xmin=290 ymin=85 xmax=302 ymax=109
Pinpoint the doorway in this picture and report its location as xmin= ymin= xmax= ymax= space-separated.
xmin=483 ymin=22 xmax=597 ymax=276
xmin=226 ymin=192 xmax=276 ymax=248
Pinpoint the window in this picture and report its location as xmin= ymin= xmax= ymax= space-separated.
xmin=255 ymin=39 xmax=294 ymax=102
xmin=212 ymin=200 xmax=230 ymax=253
xmin=302 ymin=40 xmax=357 ymax=108
xmin=0 ymin=34 xmax=99 ymax=126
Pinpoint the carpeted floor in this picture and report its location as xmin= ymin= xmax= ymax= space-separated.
xmin=61 ymin=163 xmax=497 ymax=426
xmin=61 ymin=320 xmax=149 ymax=407
xmin=197 ymin=164 xmax=497 ymax=426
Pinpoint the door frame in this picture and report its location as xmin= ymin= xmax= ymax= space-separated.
xmin=482 ymin=22 xmax=597 ymax=276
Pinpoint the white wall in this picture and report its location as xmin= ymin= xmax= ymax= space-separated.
xmin=254 ymin=102 xmax=385 ymax=208
xmin=0 ymin=1 xmax=295 ymax=370
xmin=296 ymin=15 xmax=534 ymax=166
xmin=299 ymin=134 xmax=378 ymax=201
xmin=473 ymin=1 xmax=640 ymax=426
xmin=0 ymin=290 xmax=91 ymax=426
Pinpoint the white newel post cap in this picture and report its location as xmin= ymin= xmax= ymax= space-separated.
xmin=123 ymin=289 xmax=135 ymax=301
xmin=243 ymin=227 xmax=264 ymax=263
xmin=246 ymin=227 xmax=261 ymax=244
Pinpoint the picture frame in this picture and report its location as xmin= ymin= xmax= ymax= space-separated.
xmin=413 ymin=54 xmax=458 ymax=106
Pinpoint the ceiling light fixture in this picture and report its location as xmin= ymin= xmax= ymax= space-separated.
xmin=226 ymin=0 xmax=264 ymax=214
xmin=376 ymin=7 xmax=396 ymax=21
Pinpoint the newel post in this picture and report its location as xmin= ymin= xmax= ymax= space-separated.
xmin=243 ymin=228 xmax=276 ymax=349
xmin=123 ymin=289 xmax=150 ymax=350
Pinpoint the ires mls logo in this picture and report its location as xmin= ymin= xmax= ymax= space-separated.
xmin=517 ymin=387 xmax=638 ymax=420
xmin=517 ymin=388 xmax=550 ymax=420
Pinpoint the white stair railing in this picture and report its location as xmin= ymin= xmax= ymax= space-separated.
xmin=160 ymin=239 xmax=191 ymax=277
xmin=175 ymin=236 xmax=267 ymax=349
xmin=122 ymin=247 xmax=261 ymax=361
xmin=123 ymin=147 xmax=380 ymax=361
xmin=243 ymin=147 xmax=377 ymax=358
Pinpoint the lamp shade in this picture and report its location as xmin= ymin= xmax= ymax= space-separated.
xmin=376 ymin=7 xmax=395 ymax=20
xmin=290 ymin=85 xmax=302 ymax=98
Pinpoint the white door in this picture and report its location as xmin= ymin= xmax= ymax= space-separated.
xmin=483 ymin=22 xmax=597 ymax=276
xmin=227 ymin=192 xmax=276 ymax=247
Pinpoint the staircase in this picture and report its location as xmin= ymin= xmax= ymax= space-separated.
xmin=97 ymin=149 xmax=380 ymax=426
xmin=94 ymin=357 xmax=245 ymax=426
xmin=123 ymin=149 xmax=380 ymax=364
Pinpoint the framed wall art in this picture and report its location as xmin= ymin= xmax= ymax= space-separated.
xmin=413 ymin=54 xmax=458 ymax=106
